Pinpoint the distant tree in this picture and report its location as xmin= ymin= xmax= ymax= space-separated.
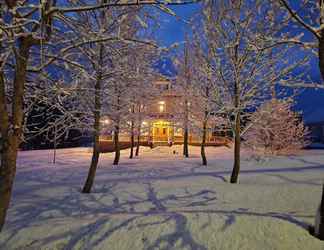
xmin=105 ymin=42 xmax=157 ymax=166
xmin=244 ymin=99 xmax=309 ymax=156
xmin=175 ymin=39 xmax=196 ymax=158
xmin=190 ymin=16 xmax=226 ymax=166
xmin=188 ymin=46 xmax=214 ymax=166
xmin=127 ymin=48 xmax=158 ymax=159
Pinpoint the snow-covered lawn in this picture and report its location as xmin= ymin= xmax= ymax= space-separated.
xmin=0 ymin=146 xmax=324 ymax=250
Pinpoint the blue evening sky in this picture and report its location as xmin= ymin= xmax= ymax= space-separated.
xmin=154 ymin=5 xmax=324 ymax=121
xmin=154 ymin=5 xmax=199 ymax=47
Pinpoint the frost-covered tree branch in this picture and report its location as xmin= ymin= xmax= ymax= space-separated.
xmin=198 ymin=0 xmax=305 ymax=183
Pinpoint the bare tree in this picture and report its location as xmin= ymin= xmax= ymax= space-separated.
xmin=244 ymin=98 xmax=309 ymax=156
xmin=175 ymin=39 xmax=196 ymax=158
xmin=0 ymin=0 xmax=200 ymax=231
xmin=128 ymin=46 xmax=158 ymax=158
xmin=0 ymin=0 xmax=60 ymax=231
xmin=190 ymin=19 xmax=224 ymax=166
xmin=201 ymin=0 xmax=303 ymax=183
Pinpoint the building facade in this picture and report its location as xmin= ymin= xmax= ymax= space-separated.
xmin=144 ymin=78 xmax=182 ymax=145
xmin=100 ymin=78 xmax=226 ymax=147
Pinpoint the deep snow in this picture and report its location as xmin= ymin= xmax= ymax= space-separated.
xmin=0 ymin=145 xmax=323 ymax=250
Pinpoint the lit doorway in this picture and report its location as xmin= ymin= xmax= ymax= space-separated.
xmin=152 ymin=121 xmax=171 ymax=142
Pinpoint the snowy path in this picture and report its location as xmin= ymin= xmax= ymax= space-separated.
xmin=0 ymin=146 xmax=324 ymax=250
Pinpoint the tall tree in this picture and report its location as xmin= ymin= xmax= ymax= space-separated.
xmin=176 ymin=39 xmax=196 ymax=157
xmin=190 ymin=23 xmax=222 ymax=166
xmin=201 ymin=0 xmax=302 ymax=183
xmin=0 ymin=0 xmax=199 ymax=231
xmin=0 ymin=0 xmax=58 ymax=231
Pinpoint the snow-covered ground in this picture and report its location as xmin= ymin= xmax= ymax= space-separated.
xmin=0 ymin=146 xmax=324 ymax=250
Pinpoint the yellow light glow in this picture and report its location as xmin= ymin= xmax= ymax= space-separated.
xmin=159 ymin=105 xmax=164 ymax=112
xmin=102 ymin=119 xmax=110 ymax=125
xmin=153 ymin=121 xmax=170 ymax=126
xmin=158 ymin=101 xmax=165 ymax=113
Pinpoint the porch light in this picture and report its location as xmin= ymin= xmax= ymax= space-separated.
xmin=101 ymin=119 xmax=110 ymax=125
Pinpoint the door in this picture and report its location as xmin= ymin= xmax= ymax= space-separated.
xmin=153 ymin=122 xmax=169 ymax=142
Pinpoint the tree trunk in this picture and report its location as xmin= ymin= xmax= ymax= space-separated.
xmin=183 ymin=127 xmax=189 ymax=157
xmin=230 ymin=45 xmax=241 ymax=184
xmin=201 ymin=86 xmax=209 ymax=166
xmin=82 ymin=44 xmax=103 ymax=194
xmin=113 ymin=124 xmax=120 ymax=165
xmin=53 ymin=124 xmax=57 ymax=164
xmin=0 ymin=141 xmax=18 ymax=232
xmin=0 ymin=39 xmax=30 ymax=231
xmin=129 ymin=105 xmax=135 ymax=159
xmin=318 ymin=183 xmax=324 ymax=240
xmin=318 ymin=31 xmax=324 ymax=81
xmin=183 ymin=41 xmax=190 ymax=158
xmin=201 ymin=120 xmax=207 ymax=166
xmin=183 ymin=99 xmax=189 ymax=158
xmin=113 ymin=81 xmax=121 ymax=165
xmin=82 ymin=134 xmax=100 ymax=193
xmin=135 ymin=123 xmax=141 ymax=157
xmin=129 ymin=121 xmax=134 ymax=159
xmin=230 ymin=112 xmax=241 ymax=184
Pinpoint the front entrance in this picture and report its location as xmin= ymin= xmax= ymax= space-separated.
xmin=152 ymin=121 xmax=171 ymax=142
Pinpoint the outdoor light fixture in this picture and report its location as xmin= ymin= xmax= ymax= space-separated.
xmin=101 ymin=119 xmax=110 ymax=125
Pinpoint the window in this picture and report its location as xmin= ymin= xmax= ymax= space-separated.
xmin=158 ymin=101 xmax=166 ymax=113
xmin=162 ymin=84 xmax=169 ymax=91
xmin=175 ymin=128 xmax=183 ymax=136
xmin=155 ymin=83 xmax=169 ymax=91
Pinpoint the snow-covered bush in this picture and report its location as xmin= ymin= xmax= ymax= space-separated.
xmin=244 ymin=99 xmax=309 ymax=155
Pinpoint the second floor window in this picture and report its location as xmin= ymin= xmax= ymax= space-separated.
xmin=158 ymin=101 xmax=166 ymax=112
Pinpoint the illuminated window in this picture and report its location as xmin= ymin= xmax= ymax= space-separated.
xmin=175 ymin=128 xmax=183 ymax=136
xmin=158 ymin=101 xmax=166 ymax=113
xmin=159 ymin=105 xmax=164 ymax=112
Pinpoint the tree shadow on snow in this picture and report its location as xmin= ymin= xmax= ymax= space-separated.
xmin=2 ymin=162 xmax=322 ymax=249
